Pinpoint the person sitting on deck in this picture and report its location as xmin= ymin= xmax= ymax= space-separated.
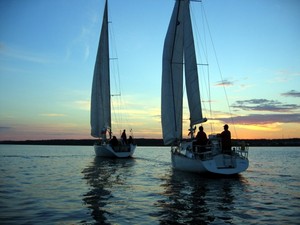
xmin=127 ymin=136 xmax=134 ymax=145
xmin=195 ymin=126 xmax=208 ymax=152
xmin=110 ymin=136 xmax=119 ymax=147
xmin=220 ymin=124 xmax=232 ymax=154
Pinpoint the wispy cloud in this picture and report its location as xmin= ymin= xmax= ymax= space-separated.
xmin=0 ymin=42 xmax=51 ymax=64
xmin=65 ymin=5 xmax=99 ymax=63
xmin=276 ymin=70 xmax=300 ymax=77
xmin=232 ymin=99 xmax=299 ymax=112
xmin=215 ymin=79 xmax=234 ymax=86
xmin=66 ymin=27 xmax=92 ymax=62
xmin=0 ymin=126 xmax=11 ymax=132
xmin=281 ymin=90 xmax=300 ymax=98
xmin=39 ymin=114 xmax=66 ymax=117
xmin=271 ymin=70 xmax=300 ymax=83
xmin=74 ymin=100 xmax=90 ymax=110
xmin=218 ymin=113 xmax=300 ymax=125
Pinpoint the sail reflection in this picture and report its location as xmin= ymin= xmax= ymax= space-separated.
xmin=157 ymin=171 xmax=248 ymax=224
xmin=82 ymin=157 xmax=135 ymax=224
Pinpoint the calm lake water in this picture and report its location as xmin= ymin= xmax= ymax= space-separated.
xmin=0 ymin=145 xmax=299 ymax=225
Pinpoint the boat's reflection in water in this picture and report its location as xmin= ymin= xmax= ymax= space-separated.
xmin=157 ymin=170 xmax=248 ymax=224
xmin=82 ymin=156 xmax=248 ymax=224
xmin=82 ymin=157 xmax=136 ymax=224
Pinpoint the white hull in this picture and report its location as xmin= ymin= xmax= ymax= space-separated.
xmin=171 ymin=137 xmax=249 ymax=175
xmin=171 ymin=151 xmax=249 ymax=175
xmin=94 ymin=143 xmax=136 ymax=158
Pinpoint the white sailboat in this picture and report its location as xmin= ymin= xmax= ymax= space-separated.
xmin=90 ymin=0 xmax=136 ymax=158
xmin=161 ymin=0 xmax=249 ymax=175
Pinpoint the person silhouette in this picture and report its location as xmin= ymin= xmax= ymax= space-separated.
xmin=195 ymin=126 xmax=208 ymax=152
xmin=121 ymin=129 xmax=127 ymax=145
xmin=220 ymin=124 xmax=231 ymax=154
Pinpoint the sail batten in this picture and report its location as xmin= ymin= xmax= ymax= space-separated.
xmin=161 ymin=0 xmax=204 ymax=145
xmin=91 ymin=0 xmax=111 ymax=138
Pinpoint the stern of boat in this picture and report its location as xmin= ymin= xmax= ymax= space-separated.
xmin=94 ymin=143 xmax=136 ymax=158
xmin=202 ymin=154 xmax=249 ymax=175
xmin=170 ymin=140 xmax=249 ymax=175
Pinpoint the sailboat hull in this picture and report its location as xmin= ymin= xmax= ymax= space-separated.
xmin=171 ymin=152 xmax=249 ymax=175
xmin=171 ymin=139 xmax=249 ymax=175
xmin=94 ymin=143 xmax=136 ymax=158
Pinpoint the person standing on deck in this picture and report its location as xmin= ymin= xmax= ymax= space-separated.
xmin=220 ymin=124 xmax=231 ymax=154
xmin=195 ymin=126 xmax=208 ymax=152
xmin=121 ymin=129 xmax=127 ymax=145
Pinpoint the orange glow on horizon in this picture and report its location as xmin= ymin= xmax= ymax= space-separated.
xmin=1 ymin=119 xmax=299 ymax=141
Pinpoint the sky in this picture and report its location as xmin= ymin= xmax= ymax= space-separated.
xmin=0 ymin=0 xmax=299 ymax=141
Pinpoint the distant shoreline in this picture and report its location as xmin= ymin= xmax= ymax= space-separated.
xmin=0 ymin=138 xmax=300 ymax=147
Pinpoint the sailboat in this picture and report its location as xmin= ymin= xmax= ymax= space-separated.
xmin=161 ymin=0 xmax=249 ymax=175
xmin=90 ymin=0 xmax=136 ymax=158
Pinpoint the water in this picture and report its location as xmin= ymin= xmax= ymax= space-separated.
xmin=0 ymin=145 xmax=299 ymax=225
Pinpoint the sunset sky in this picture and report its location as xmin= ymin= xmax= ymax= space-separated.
xmin=0 ymin=0 xmax=299 ymax=141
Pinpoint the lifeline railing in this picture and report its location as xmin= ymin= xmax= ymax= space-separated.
xmin=172 ymin=141 xmax=249 ymax=160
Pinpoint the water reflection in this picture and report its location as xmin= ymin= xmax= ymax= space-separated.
xmin=82 ymin=157 xmax=135 ymax=224
xmin=158 ymin=171 xmax=248 ymax=224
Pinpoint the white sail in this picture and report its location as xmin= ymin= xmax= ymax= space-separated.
xmin=161 ymin=0 xmax=184 ymax=145
xmin=162 ymin=0 xmax=205 ymax=145
xmin=91 ymin=0 xmax=111 ymax=138
xmin=183 ymin=1 xmax=205 ymax=126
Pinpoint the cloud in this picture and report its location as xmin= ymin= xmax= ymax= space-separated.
xmin=66 ymin=27 xmax=91 ymax=61
xmin=0 ymin=42 xmax=51 ymax=64
xmin=0 ymin=126 xmax=11 ymax=132
xmin=39 ymin=114 xmax=66 ymax=117
xmin=75 ymin=100 xmax=90 ymax=110
xmin=215 ymin=79 xmax=234 ymax=86
xmin=232 ymin=99 xmax=299 ymax=112
xmin=276 ymin=70 xmax=300 ymax=77
xmin=271 ymin=70 xmax=300 ymax=83
xmin=218 ymin=113 xmax=300 ymax=125
xmin=281 ymin=90 xmax=300 ymax=98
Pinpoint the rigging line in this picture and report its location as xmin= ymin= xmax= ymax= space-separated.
xmin=110 ymin=20 xmax=132 ymax=131
xmin=196 ymin=2 xmax=214 ymax=132
xmin=193 ymin=2 xmax=214 ymax=133
xmin=109 ymin=23 xmax=120 ymax=98
xmin=200 ymin=2 xmax=208 ymax=62
xmin=109 ymin=36 xmax=121 ymax=131
xmin=207 ymin=65 xmax=215 ymax=134
xmin=191 ymin=3 xmax=208 ymax=64
xmin=201 ymin=4 xmax=238 ymax=138
xmin=106 ymin=0 xmax=130 ymax=134
xmin=191 ymin=2 xmax=211 ymax=123
xmin=108 ymin=9 xmax=132 ymax=131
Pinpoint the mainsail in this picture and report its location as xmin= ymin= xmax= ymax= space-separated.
xmin=161 ymin=0 xmax=204 ymax=145
xmin=91 ymin=0 xmax=111 ymax=138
